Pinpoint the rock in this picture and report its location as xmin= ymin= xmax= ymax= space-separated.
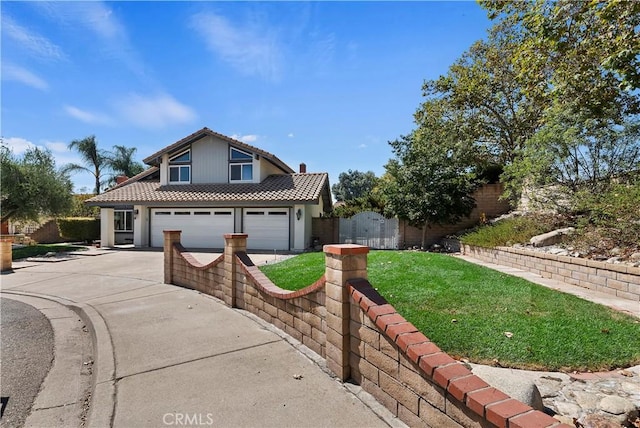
xmin=470 ymin=365 xmax=544 ymax=410
xmin=609 ymin=247 xmax=622 ymax=256
xmin=630 ymin=252 xmax=640 ymax=262
xmin=549 ymin=247 xmax=570 ymax=256
xmin=530 ymin=227 xmax=575 ymax=247
xmin=599 ymin=395 xmax=636 ymax=417
xmin=606 ymin=257 xmax=621 ymax=264
xmin=578 ymin=413 xmax=620 ymax=428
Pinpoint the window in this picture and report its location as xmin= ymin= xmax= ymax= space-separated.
xmin=230 ymin=163 xmax=253 ymax=181
xmin=230 ymin=147 xmax=253 ymax=160
xmin=114 ymin=210 xmax=133 ymax=232
xmin=169 ymin=149 xmax=191 ymax=183
xmin=229 ymin=147 xmax=253 ymax=182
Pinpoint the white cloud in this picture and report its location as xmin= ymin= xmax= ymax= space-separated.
xmin=231 ymin=134 xmax=258 ymax=143
xmin=36 ymin=2 xmax=146 ymax=77
xmin=43 ymin=140 xmax=70 ymax=153
xmin=1 ymin=63 xmax=48 ymax=90
xmin=64 ymin=105 xmax=113 ymax=125
xmin=2 ymin=137 xmax=35 ymax=154
xmin=358 ymin=144 xmax=367 ymax=149
xmin=288 ymin=133 xmax=295 ymax=138
xmin=1 ymin=15 xmax=65 ymax=60
xmin=115 ymin=93 xmax=197 ymax=129
xmin=191 ymin=11 xmax=283 ymax=81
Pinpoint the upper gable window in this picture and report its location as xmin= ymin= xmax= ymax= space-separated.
xmin=169 ymin=149 xmax=191 ymax=183
xmin=229 ymin=147 xmax=253 ymax=182
xmin=230 ymin=147 xmax=253 ymax=161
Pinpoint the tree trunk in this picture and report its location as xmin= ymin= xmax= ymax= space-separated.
xmin=421 ymin=221 xmax=429 ymax=250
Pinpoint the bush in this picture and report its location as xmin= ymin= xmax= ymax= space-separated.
xmin=460 ymin=214 xmax=566 ymax=248
xmin=57 ymin=217 xmax=100 ymax=243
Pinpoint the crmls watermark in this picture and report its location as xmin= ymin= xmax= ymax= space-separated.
xmin=163 ymin=413 xmax=214 ymax=426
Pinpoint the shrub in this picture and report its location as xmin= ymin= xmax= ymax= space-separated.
xmin=57 ymin=217 xmax=100 ymax=243
xmin=460 ymin=214 xmax=566 ymax=248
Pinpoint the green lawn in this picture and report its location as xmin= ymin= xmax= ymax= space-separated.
xmin=260 ymin=251 xmax=640 ymax=371
xmin=12 ymin=244 xmax=86 ymax=260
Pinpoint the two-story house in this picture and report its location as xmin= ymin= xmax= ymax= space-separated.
xmin=86 ymin=127 xmax=332 ymax=251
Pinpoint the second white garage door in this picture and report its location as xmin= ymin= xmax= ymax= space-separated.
xmin=151 ymin=208 xmax=234 ymax=248
xmin=243 ymin=208 xmax=290 ymax=251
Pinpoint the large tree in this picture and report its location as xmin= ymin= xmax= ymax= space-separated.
xmin=64 ymin=135 xmax=109 ymax=194
xmin=331 ymin=169 xmax=379 ymax=202
xmin=420 ymin=25 xmax=543 ymax=167
xmin=106 ymin=145 xmax=145 ymax=185
xmin=1 ymin=144 xmax=73 ymax=223
xmin=480 ymin=0 xmax=640 ymax=119
xmin=381 ymin=101 xmax=478 ymax=248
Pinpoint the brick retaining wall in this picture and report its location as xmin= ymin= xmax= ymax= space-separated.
xmin=164 ymin=231 xmax=570 ymax=428
xmin=462 ymin=245 xmax=640 ymax=302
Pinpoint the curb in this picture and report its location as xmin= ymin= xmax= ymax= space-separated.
xmin=2 ymin=290 xmax=116 ymax=428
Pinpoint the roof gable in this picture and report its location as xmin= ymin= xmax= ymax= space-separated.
xmin=142 ymin=127 xmax=294 ymax=174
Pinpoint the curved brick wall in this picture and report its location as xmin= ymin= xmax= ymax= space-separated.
xmin=163 ymin=232 xmax=570 ymax=428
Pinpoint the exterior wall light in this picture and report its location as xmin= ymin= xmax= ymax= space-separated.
xmin=296 ymin=208 xmax=302 ymax=221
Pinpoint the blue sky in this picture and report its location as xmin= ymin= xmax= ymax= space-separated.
xmin=1 ymin=1 xmax=492 ymax=193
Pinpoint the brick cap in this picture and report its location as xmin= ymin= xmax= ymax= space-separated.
xmin=163 ymin=230 xmax=182 ymax=233
xmin=323 ymin=244 xmax=369 ymax=255
xmin=224 ymin=233 xmax=248 ymax=239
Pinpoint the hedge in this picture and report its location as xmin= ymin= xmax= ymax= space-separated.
xmin=57 ymin=217 xmax=100 ymax=242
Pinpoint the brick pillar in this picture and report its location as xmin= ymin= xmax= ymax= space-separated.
xmin=324 ymin=244 xmax=369 ymax=381
xmin=1 ymin=239 xmax=13 ymax=272
xmin=163 ymin=230 xmax=182 ymax=284
xmin=223 ymin=234 xmax=247 ymax=308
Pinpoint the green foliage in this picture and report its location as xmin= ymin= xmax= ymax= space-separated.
xmin=0 ymin=144 xmax=74 ymax=223
xmin=460 ymin=215 xmax=566 ymax=248
xmin=66 ymin=194 xmax=100 ymax=218
xmin=381 ymin=125 xmax=477 ymax=248
xmin=331 ymin=193 xmax=386 ymax=218
xmin=480 ymin=1 xmax=640 ymax=117
xmin=569 ymin=183 xmax=640 ymax=251
xmin=106 ymin=145 xmax=145 ymax=186
xmin=64 ymin=135 xmax=109 ymax=194
xmin=420 ymin=25 xmax=543 ymax=166
xmin=57 ymin=217 xmax=100 ymax=243
xmin=331 ymin=170 xmax=379 ymax=202
xmin=261 ymin=251 xmax=640 ymax=371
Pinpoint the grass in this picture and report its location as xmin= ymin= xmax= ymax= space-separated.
xmin=12 ymin=244 xmax=86 ymax=260
xmin=260 ymin=251 xmax=640 ymax=372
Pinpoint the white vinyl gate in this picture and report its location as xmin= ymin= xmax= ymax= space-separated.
xmin=339 ymin=211 xmax=399 ymax=249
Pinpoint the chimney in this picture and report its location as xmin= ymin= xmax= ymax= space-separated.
xmin=299 ymin=163 xmax=306 ymax=173
xmin=116 ymin=175 xmax=129 ymax=185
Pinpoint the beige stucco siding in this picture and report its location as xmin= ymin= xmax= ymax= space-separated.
xmin=259 ymin=158 xmax=284 ymax=181
xmin=191 ymin=136 xmax=229 ymax=184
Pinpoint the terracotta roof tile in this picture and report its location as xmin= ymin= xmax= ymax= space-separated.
xmin=86 ymin=173 xmax=330 ymax=207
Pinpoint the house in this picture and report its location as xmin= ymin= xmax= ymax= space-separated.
xmin=86 ymin=127 xmax=332 ymax=251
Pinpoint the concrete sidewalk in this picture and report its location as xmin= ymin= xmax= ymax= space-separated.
xmin=453 ymin=254 xmax=640 ymax=319
xmin=1 ymin=250 xmax=397 ymax=428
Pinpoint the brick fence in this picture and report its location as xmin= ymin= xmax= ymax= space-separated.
xmin=462 ymin=245 xmax=640 ymax=302
xmin=164 ymin=231 xmax=569 ymax=428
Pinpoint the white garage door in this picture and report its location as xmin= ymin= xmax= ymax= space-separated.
xmin=151 ymin=208 xmax=234 ymax=248
xmin=243 ymin=208 xmax=290 ymax=251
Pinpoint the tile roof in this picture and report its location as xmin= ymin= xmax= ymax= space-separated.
xmin=142 ymin=127 xmax=294 ymax=174
xmin=86 ymin=173 xmax=331 ymax=208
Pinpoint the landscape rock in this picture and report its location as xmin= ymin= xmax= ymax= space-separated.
xmin=530 ymin=227 xmax=575 ymax=247
xmin=578 ymin=413 xmax=621 ymax=428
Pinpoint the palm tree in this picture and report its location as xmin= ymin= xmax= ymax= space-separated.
xmin=64 ymin=135 xmax=108 ymax=194
xmin=106 ymin=145 xmax=145 ymax=185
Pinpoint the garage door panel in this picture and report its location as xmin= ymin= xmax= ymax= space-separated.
xmin=243 ymin=209 xmax=289 ymax=251
xmin=151 ymin=209 xmax=234 ymax=248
